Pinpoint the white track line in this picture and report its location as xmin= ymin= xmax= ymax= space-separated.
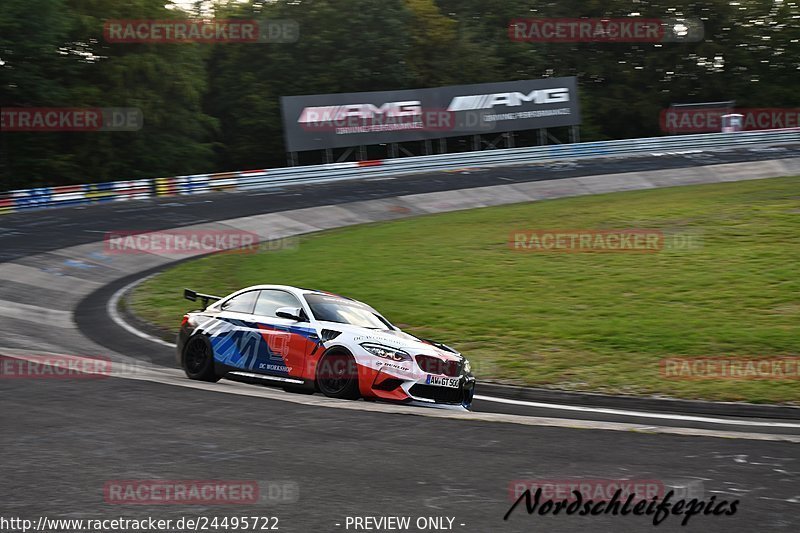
xmin=474 ymin=395 xmax=800 ymax=429
xmin=107 ymin=277 xmax=174 ymax=348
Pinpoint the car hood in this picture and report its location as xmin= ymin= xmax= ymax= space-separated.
xmin=317 ymin=321 xmax=462 ymax=360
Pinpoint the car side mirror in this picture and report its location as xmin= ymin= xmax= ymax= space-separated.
xmin=276 ymin=307 xmax=303 ymax=321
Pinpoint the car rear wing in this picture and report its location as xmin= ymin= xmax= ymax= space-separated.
xmin=184 ymin=288 xmax=222 ymax=310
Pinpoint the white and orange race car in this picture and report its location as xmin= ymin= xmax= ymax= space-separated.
xmin=177 ymin=285 xmax=475 ymax=409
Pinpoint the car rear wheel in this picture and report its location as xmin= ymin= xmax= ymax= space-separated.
xmin=316 ymin=351 xmax=360 ymax=400
xmin=183 ymin=335 xmax=220 ymax=382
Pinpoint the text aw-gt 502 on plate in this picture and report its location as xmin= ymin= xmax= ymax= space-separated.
xmin=177 ymin=285 xmax=476 ymax=409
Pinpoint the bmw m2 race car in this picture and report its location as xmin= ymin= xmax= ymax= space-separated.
xmin=177 ymin=285 xmax=475 ymax=409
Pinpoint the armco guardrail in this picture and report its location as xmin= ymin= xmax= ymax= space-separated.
xmin=2 ymin=129 xmax=798 ymax=214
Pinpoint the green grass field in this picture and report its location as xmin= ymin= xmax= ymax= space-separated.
xmin=130 ymin=176 xmax=800 ymax=403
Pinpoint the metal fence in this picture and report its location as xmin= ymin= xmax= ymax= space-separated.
xmin=2 ymin=129 xmax=798 ymax=214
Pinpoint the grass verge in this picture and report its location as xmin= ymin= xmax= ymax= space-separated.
xmin=131 ymin=176 xmax=800 ymax=403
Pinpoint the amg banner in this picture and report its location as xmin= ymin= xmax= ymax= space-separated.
xmin=280 ymin=77 xmax=580 ymax=152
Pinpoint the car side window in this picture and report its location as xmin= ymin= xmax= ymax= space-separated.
xmin=220 ymin=291 xmax=258 ymax=314
xmin=255 ymin=290 xmax=302 ymax=318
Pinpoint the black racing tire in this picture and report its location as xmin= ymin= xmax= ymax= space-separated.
xmin=316 ymin=350 xmax=360 ymax=400
xmin=182 ymin=335 xmax=220 ymax=382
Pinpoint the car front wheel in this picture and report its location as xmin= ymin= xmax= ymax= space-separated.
xmin=316 ymin=351 xmax=360 ymax=400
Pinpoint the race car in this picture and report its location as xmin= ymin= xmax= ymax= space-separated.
xmin=176 ymin=285 xmax=475 ymax=409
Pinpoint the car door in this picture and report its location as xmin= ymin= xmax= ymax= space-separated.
xmin=206 ymin=289 xmax=263 ymax=371
xmin=249 ymin=289 xmax=318 ymax=380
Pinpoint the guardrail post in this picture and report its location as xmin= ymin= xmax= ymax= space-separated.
xmin=538 ymin=129 xmax=547 ymax=145
xmin=570 ymin=125 xmax=580 ymax=143
xmin=472 ymin=135 xmax=481 ymax=151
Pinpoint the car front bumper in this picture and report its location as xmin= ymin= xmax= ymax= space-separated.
xmin=361 ymin=362 xmax=476 ymax=408
xmin=407 ymin=376 xmax=475 ymax=408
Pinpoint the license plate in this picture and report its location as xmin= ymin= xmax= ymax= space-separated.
xmin=425 ymin=375 xmax=460 ymax=388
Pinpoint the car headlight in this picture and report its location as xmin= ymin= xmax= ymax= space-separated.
xmin=462 ymin=359 xmax=472 ymax=374
xmin=360 ymin=343 xmax=410 ymax=362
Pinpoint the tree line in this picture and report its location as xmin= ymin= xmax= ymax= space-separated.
xmin=1 ymin=0 xmax=797 ymax=189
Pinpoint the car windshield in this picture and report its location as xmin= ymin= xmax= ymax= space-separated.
xmin=304 ymin=293 xmax=393 ymax=330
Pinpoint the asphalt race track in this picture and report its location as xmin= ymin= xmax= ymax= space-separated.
xmin=2 ymin=146 xmax=800 ymax=533
xmin=3 ymin=374 xmax=798 ymax=532
xmin=2 ymin=144 xmax=799 ymax=262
